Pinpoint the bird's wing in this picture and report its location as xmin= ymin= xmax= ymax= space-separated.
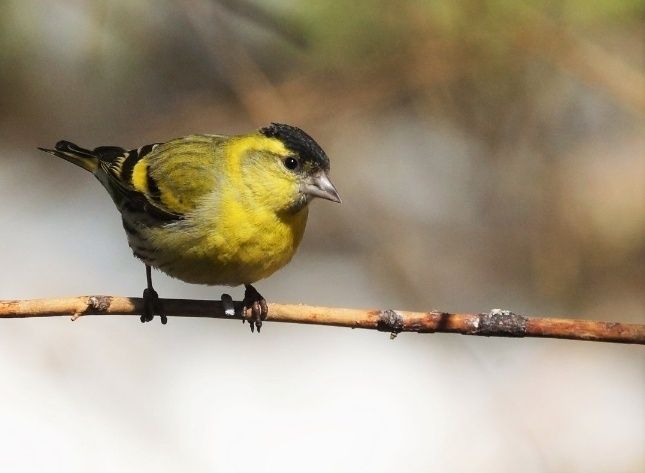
xmin=97 ymin=135 xmax=225 ymax=222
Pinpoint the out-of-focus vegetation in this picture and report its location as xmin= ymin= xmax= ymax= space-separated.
xmin=0 ymin=2 xmax=643 ymax=471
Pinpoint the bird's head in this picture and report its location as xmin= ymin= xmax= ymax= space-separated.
xmin=234 ymin=123 xmax=341 ymax=214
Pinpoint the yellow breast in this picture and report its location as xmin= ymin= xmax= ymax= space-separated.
xmin=202 ymin=195 xmax=309 ymax=285
xmin=146 ymin=196 xmax=308 ymax=286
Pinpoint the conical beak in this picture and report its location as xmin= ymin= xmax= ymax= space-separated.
xmin=301 ymin=172 xmax=342 ymax=203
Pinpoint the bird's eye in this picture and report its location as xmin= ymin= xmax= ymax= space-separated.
xmin=283 ymin=156 xmax=300 ymax=171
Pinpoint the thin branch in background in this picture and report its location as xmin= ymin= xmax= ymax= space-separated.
xmin=517 ymin=10 xmax=645 ymax=114
xmin=215 ymin=0 xmax=308 ymax=48
xmin=184 ymin=0 xmax=290 ymax=122
xmin=1 ymin=296 xmax=643 ymax=345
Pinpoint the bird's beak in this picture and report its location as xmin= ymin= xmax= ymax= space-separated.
xmin=301 ymin=172 xmax=342 ymax=203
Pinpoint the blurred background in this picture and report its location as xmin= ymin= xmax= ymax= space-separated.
xmin=0 ymin=1 xmax=643 ymax=472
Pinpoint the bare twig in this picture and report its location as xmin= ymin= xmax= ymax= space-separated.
xmin=517 ymin=9 xmax=645 ymax=113
xmin=215 ymin=0 xmax=307 ymax=47
xmin=0 ymin=296 xmax=643 ymax=344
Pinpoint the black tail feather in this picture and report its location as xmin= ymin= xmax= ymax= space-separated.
xmin=38 ymin=140 xmax=99 ymax=173
xmin=55 ymin=140 xmax=97 ymax=158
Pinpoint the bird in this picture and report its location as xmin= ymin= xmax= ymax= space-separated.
xmin=39 ymin=123 xmax=341 ymax=332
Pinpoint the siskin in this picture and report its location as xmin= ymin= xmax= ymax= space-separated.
xmin=39 ymin=123 xmax=341 ymax=331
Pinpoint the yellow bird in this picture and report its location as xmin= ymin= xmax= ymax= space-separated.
xmin=39 ymin=123 xmax=341 ymax=331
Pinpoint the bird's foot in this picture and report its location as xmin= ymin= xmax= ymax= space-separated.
xmin=141 ymin=287 xmax=167 ymax=324
xmin=243 ymin=284 xmax=268 ymax=333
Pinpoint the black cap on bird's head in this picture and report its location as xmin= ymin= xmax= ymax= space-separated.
xmin=260 ymin=123 xmax=340 ymax=204
xmin=260 ymin=123 xmax=330 ymax=173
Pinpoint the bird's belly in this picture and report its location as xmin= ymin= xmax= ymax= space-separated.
xmin=135 ymin=208 xmax=308 ymax=286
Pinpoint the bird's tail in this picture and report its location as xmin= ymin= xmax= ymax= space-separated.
xmin=38 ymin=141 xmax=99 ymax=173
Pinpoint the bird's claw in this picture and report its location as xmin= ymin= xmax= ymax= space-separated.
xmin=243 ymin=284 xmax=268 ymax=333
xmin=141 ymin=287 xmax=166 ymax=324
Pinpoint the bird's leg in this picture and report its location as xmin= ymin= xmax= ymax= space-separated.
xmin=243 ymin=284 xmax=268 ymax=333
xmin=141 ymin=265 xmax=166 ymax=324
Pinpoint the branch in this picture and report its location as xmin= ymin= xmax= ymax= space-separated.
xmin=1 ymin=296 xmax=643 ymax=344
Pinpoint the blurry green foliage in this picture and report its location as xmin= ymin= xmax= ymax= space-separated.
xmin=296 ymin=0 xmax=644 ymax=66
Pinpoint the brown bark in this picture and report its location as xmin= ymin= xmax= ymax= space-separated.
xmin=0 ymin=296 xmax=643 ymax=344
